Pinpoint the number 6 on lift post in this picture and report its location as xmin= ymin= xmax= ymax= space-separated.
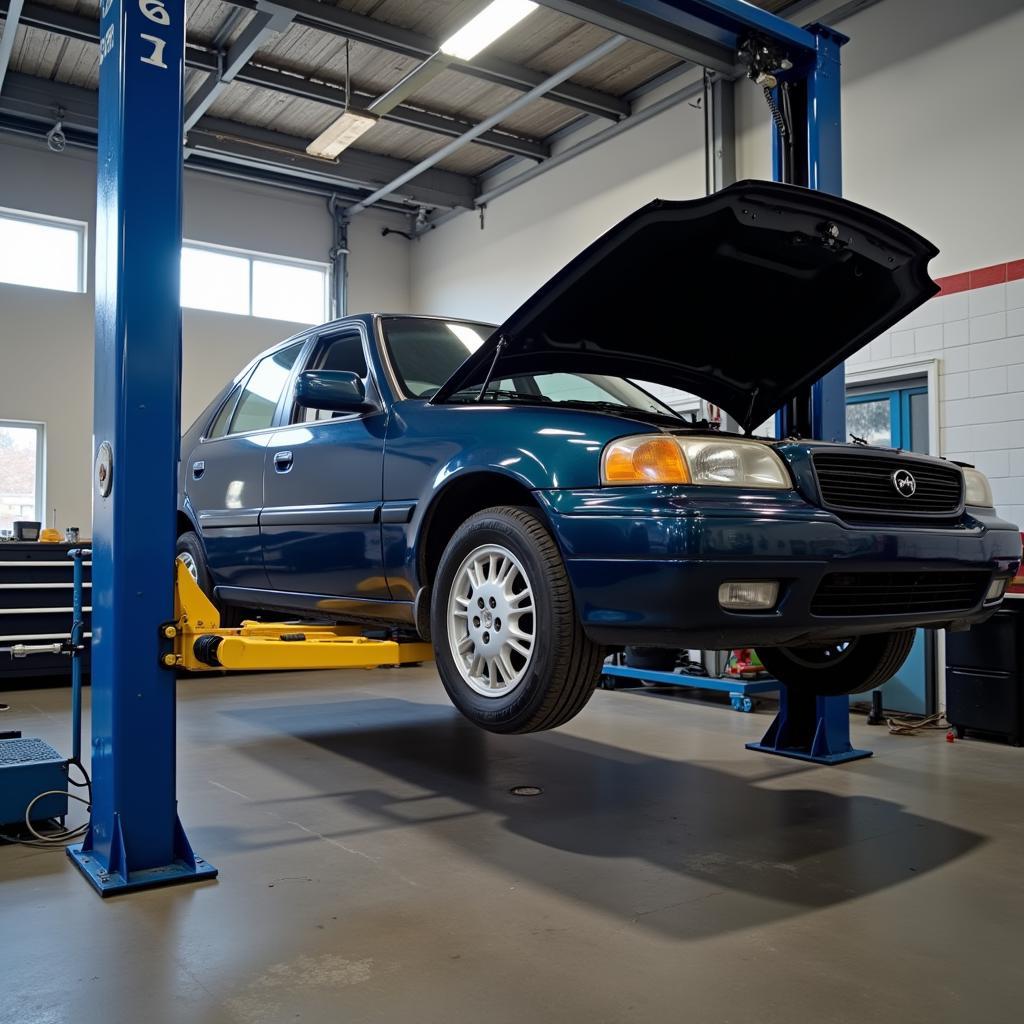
xmin=139 ymin=0 xmax=171 ymax=69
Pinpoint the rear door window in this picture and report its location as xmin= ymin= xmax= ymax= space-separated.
xmin=207 ymin=384 xmax=242 ymax=439
xmin=229 ymin=342 xmax=304 ymax=434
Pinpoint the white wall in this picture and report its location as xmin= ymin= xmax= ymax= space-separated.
xmin=410 ymin=98 xmax=707 ymax=321
xmin=0 ymin=135 xmax=412 ymax=532
xmin=847 ymin=278 xmax=1024 ymax=526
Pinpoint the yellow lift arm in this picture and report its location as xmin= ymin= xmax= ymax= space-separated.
xmin=163 ymin=561 xmax=433 ymax=672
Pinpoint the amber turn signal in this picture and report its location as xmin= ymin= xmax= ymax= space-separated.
xmin=601 ymin=436 xmax=691 ymax=485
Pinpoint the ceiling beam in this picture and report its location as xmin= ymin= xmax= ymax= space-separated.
xmin=0 ymin=1 xmax=548 ymax=161
xmin=234 ymin=63 xmax=550 ymax=160
xmin=183 ymin=6 xmax=293 ymax=132
xmin=347 ymin=34 xmax=626 ymax=217
xmin=536 ymin=0 xmax=737 ymax=73
xmin=0 ymin=71 xmax=476 ymax=210
xmin=0 ymin=0 xmax=24 ymax=95
xmin=219 ymin=0 xmax=630 ymax=120
xmin=5 ymin=0 xmax=93 ymax=42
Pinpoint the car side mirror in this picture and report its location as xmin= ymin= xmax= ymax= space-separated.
xmin=294 ymin=370 xmax=375 ymax=412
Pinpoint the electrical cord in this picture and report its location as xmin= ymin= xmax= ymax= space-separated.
xmin=0 ymin=757 xmax=92 ymax=849
xmin=762 ymin=84 xmax=787 ymax=137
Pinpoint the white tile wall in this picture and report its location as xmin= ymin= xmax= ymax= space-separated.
xmin=847 ymin=281 xmax=1024 ymax=528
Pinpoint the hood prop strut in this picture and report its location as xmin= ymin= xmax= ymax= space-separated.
xmin=475 ymin=335 xmax=507 ymax=402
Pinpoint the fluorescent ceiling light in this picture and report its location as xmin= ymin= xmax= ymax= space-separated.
xmin=306 ymin=110 xmax=378 ymax=159
xmin=440 ymin=0 xmax=538 ymax=61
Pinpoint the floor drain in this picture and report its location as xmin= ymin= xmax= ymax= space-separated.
xmin=510 ymin=785 xmax=542 ymax=797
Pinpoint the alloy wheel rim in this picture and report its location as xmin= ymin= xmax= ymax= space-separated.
xmin=447 ymin=543 xmax=536 ymax=697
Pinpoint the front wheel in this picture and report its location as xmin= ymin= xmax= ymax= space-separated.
xmin=431 ymin=506 xmax=605 ymax=734
xmin=757 ymin=630 xmax=915 ymax=697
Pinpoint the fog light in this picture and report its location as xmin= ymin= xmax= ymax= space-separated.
xmin=985 ymin=578 xmax=1009 ymax=602
xmin=718 ymin=581 xmax=779 ymax=610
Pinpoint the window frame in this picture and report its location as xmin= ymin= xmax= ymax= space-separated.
xmin=290 ymin=322 xmax=376 ymax=425
xmin=0 ymin=419 xmax=46 ymax=533
xmin=181 ymin=239 xmax=332 ymax=324
xmin=0 ymin=205 xmax=88 ymax=294
xmin=201 ymin=338 xmax=312 ymax=443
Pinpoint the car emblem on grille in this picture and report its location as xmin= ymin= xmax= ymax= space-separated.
xmin=892 ymin=469 xmax=917 ymax=497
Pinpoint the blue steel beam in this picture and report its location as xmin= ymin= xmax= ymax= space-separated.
xmin=549 ymin=0 xmax=821 ymax=72
xmin=749 ymin=21 xmax=870 ymax=766
xmin=182 ymin=6 xmax=292 ymax=132
xmin=804 ymin=25 xmax=848 ymax=444
xmin=67 ymin=0 xmax=216 ymax=895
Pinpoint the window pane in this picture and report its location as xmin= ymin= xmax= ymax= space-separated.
xmin=0 ymin=424 xmax=41 ymax=533
xmin=847 ymin=398 xmax=892 ymax=447
xmin=252 ymin=260 xmax=326 ymax=324
xmin=382 ymin=317 xmax=496 ymax=397
xmin=297 ymin=333 xmax=368 ymax=423
xmin=208 ymin=385 xmax=241 ymax=438
xmin=0 ymin=215 xmax=81 ymax=292
xmin=230 ymin=343 xmax=304 ymax=434
xmin=181 ymin=247 xmax=250 ymax=315
xmin=909 ymin=391 xmax=929 ymax=453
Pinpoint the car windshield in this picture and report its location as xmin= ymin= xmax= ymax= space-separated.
xmin=381 ymin=316 xmax=681 ymax=418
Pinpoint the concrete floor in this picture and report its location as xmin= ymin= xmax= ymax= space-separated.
xmin=2 ymin=669 xmax=1022 ymax=1024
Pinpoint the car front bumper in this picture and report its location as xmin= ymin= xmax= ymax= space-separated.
xmin=536 ymin=487 xmax=1023 ymax=649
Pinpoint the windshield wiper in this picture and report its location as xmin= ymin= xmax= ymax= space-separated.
xmin=448 ymin=388 xmax=554 ymax=404
xmin=553 ymin=399 xmax=681 ymax=419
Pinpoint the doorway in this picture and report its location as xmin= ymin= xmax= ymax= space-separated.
xmin=846 ymin=379 xmax=934 ymax=715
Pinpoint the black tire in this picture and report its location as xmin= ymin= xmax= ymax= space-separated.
xmin=176 ymin=531 xmax=245 ymax=628
xmin=624 ymin=646 xmax=679 ymax=672
xmin=431 ymin=506 xmax=605 ymax=734
xmin=757 ymin=630 xmax=916 ymax=697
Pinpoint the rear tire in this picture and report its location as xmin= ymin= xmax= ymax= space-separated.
xmin=757 ymin=630 xmax=915 ymax=697
xmin=431 ymin=506 xmax=605 ymax=734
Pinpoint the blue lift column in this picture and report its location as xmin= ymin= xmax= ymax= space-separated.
xmin=748 ymin=24 xmax=871 ymax=765
xmin=67 ymin=0 xmax=217 ymax=893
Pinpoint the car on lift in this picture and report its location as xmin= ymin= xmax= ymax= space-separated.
xmin=177 ymin=180 xmax=1022 ymax=734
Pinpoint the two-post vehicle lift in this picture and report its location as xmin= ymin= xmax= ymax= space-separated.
xmin=65 ymin=0 xmax=867 ymax=896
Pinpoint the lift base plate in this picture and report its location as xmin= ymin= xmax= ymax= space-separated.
xmin=67 ymin=843 xmax=218 ymax=896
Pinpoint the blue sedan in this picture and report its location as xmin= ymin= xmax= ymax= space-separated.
xmin=177 ymin=181 xmax=1022 ymax=733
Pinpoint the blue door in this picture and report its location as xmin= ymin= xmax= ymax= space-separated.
xmin=262 ymin=323 xmax=390 ymax=602
xmin=847 ymin=382 xmax=933 ymax=714
xmin=187 ymin=340 xmax=306 ymax=592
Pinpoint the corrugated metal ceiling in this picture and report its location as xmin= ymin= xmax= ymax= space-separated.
xmin=5 ymin=1 xmax=798 ymax=180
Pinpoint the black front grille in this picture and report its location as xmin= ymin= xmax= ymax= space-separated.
xmin=811 ymin=571 xmax=990 ymax=617
xmin=813 ymin=452 xmax=964 ymax=518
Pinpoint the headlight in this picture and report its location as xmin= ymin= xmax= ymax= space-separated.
xmin=601 ymin=435 xmax=791 ymax=489
xmin=963 ymin=466 xmax=994 ymax=507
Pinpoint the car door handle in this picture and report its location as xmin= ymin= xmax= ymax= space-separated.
xmin=273 ymin=450 xmax=294 ymax=473
xmin=192 ymin=460 xmax=205 ymax=480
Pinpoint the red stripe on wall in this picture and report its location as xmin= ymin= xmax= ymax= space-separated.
xmin=934 ymin=260 xmax=1021 ymax=294
xmin=935 ymin=272 xmax=971 ymax=295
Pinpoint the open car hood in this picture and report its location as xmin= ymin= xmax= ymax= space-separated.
xmin=432 ymin=180 xmax=938 ymax=431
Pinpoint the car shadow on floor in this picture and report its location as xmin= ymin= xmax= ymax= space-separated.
xmin=219 ymin=697 xmax=984 ymax=940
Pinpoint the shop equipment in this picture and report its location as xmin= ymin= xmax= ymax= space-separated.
xmin=946 ymin=547 xmax=1024 ymax=746
xmin=0 ymin=548 xmax=90 ymax=834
